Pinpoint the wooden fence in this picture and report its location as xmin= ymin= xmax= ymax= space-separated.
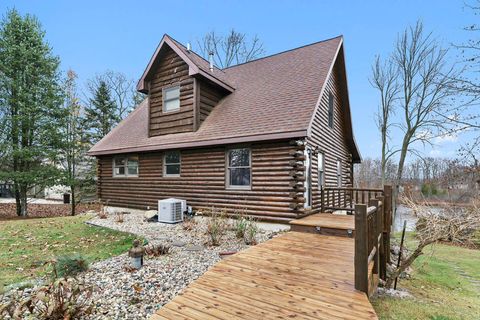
xmin=354 ymin=185 xmax=393 ymax=296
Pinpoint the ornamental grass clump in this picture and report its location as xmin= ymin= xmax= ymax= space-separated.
xmin=233 ymin=213 xmax=248 ymax=239
xmin=206 ymin=208 xmax=228 ymax=246
xmin=244 ymin=217 xmax=259 ymax=245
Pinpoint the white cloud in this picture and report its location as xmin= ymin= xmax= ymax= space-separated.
xmin=434 ymin=133 xmax=458 ymax=144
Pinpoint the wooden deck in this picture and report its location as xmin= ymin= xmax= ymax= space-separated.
xmin=151 ymin=231 xmax=378 ymax=320
xmin=290 ymin=213 xmax=355 ymax=237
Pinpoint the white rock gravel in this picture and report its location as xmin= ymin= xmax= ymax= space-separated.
xmin=0 ymin=213 xmax=277 ymax=319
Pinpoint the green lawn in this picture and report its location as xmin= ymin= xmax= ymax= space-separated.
xmin=0 ymin=215 xmax=136 ymax=291
xmin=373 ymin=233 xmax=480 ymax=320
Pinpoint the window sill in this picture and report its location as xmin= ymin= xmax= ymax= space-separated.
xmin=112 ymin=175 xmax=139 ymax=178
xmin=164 ymin=174 xmax=181 ymax=178
xmin=226 ymin=185 xmax=252 ymax=191
xmin=162 ymin=108 xmax=182 ymax=114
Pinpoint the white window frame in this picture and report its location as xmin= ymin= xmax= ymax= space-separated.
xmin=112 ymin=156 xmax=139 ymax=178
xmin=337 ymin=159 xmax=342 ymax=187
xmin=318 ymin=152 xmax=325 ymax=190
xmin=163 ymin=150 xmax=181 ymax=177
xmin=226 ymin=147 xmax=252 ymax=190
xmin=162 ymin=86 xmax=180 ymax=113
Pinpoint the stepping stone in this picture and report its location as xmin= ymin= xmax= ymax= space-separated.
xmin=185 ymin=245 xmax=204 ymax=251
xmin=171 ymin=241 xmax=186 ymax=247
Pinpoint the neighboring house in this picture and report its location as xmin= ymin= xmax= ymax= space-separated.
xmin=88 ymin=34 xmax=361 ymax=222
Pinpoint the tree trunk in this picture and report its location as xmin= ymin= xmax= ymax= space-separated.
xmin=396 ymin=133 xmax=412 ymax=185
xmin=71 ymin=186 xmax=76 ymax=216
xmin=385 ymin=240 xmax=432 ymax=288
xmin=14 ymin=183 xmax=21 ymax=216
xmin=19 ymin=185 xmax=28 ymax=217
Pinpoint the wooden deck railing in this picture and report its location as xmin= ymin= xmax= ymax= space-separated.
xmin=321 ymin=187 xmax=384 ymax=213
xmin=354 ymin=185 xmax=393 ymax=296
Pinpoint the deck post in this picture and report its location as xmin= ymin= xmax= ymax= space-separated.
xmin=377 ymin=195 xmax=386 ymax=280
xmin=383 ymin=184 xmax=393 ymax=264
xmin=369 ymin=198 xmax=380 ymax=276
xmin=354 ymin=203 xmax=368 ymax=293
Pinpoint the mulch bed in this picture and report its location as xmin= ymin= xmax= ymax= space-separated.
xmin=0 ymin=203 xmax=100 ymax=220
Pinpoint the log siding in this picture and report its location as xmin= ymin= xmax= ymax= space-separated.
xmin=148 ymin=46 xmax=195 ymax=136
xmin=307 ymin=57 xmax=353 ymax=213
xmin=97 ymin=140 xmax=303 ymax=222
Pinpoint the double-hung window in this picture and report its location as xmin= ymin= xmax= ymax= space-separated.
xmin=163 ymin=86 xmax=180 ymax=112
xmin=113 ymin=156 xmax=138 ymax=177
xmin=164 ymin=151 xmax=181 ymax=176
xmin=227 ymin=148 xmax=251 ymax=188
xmin=318 ymin=152 xmax=325 ymax=190
xmin=337 ymin=159 xmax=342 ymax=187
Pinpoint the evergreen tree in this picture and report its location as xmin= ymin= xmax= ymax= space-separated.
xmin=0 ymin=9 xmax=65 ymax=216
xmin=83 ymin=80 xmax=119 ymax=144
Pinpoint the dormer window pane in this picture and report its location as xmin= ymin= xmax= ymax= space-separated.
xmin=163 ymin=86 xmax=180 ymax=112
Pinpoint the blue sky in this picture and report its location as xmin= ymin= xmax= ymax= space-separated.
xmin=1 ymin=0 xmax=476 ymax=159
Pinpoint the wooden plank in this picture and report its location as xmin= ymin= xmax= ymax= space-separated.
xmin=290 ymin=213 xmax=355 ymax=230
xmin=152 ymin=232 xmax=378 ymax=320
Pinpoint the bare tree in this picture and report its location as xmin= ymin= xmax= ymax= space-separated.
xmin=370 ymin=56 xmax=400 ymax=185
xmin=374 ymin=22 xmax=459 ymax=186
xmin=197 ymin=29 xmax=265 ymax=68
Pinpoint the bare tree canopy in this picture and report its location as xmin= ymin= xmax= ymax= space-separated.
xmin=86 ymin=70 xmax=144 ymax=120
xmin=197 ymin=29 xmax=265 ymax=68
xmin=371 ymin=21 xmax=460 ymax=185
xmin=370 ymin=55 xmax=400 ymax=186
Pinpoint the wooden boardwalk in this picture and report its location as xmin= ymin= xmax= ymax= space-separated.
xmin=151 ymin=231 xmax=378 ymax=320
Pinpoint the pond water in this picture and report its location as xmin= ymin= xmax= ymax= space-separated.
xmin=393 ymin=204 xmax=447 ymax=232
xmin=393 ymin=205 xmax=418 ymax=232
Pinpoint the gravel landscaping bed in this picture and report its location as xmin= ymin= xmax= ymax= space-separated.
xmin=80 ymin=213 xmax=277 ymax=319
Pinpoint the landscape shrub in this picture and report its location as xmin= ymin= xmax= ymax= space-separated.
xmin=54 ymin=254 xmax=89 ymax=278
xmin=206 ymin=208 xmax=228 ymax=246
xmin=0 ymin=277 xmax=94 ymax=319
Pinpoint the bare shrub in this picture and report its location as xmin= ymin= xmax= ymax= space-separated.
xmin=114 ymin=212 xmax=124 ymax=223
xmin=0 ymin=278 xmax=94 ymax=319
xmin=205 ymin=208 xmax=228 ymax=246
xmin=182 ymin=218 xmax=197 ymax=231
xmin=145 ymin=244 xmax=170 ymax=256
xmin=385 ymin=196 xmax=480 ymax=288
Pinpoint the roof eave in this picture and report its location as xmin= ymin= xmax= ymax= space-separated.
xmin=88 ymin=129 xmax=308 ymax=156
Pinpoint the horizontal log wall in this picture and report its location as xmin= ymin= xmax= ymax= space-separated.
xmin=97 ymin=140 xmax=301 ymax=222
xmin=308 ymin=57 xmax=353 ymax=213
xmin=199 ymin=80 xmax=224 ymax=125
xmin=148 ymin=46 xmax=194 ymax=136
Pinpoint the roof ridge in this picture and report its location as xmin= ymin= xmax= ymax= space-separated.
xmin=223 ymin=35 xmax=343 ymax=70
xmin=166 ymin=34 xmax=228 ymax=75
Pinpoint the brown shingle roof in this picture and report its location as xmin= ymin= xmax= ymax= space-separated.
xmin=89 ymin=35 xmax=360 ymax=160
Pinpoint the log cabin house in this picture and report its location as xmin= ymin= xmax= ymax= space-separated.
xmin=88 ymin=34 xmax=361 ymax=222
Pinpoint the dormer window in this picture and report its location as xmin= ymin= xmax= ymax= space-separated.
xmin=163 ymin=86 xmax=180 ymax=112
